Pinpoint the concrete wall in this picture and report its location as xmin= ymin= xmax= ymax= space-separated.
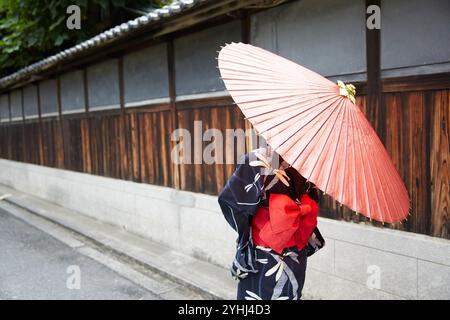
xmin=251 ymin=0 xmax=367 ymax=82
xmin=0 ymin=158 xmax=449 ymax=299
xmin=381 ymin=0 xmax=450 ymax=77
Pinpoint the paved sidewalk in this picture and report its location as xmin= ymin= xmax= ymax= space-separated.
xmin=0 ymin=184 xmax=236 ymax=300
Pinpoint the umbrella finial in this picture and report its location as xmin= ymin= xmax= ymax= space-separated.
xmin=337 ymin=80 xmax=356 ymax=104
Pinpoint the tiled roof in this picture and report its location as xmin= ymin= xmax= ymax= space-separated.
xmin=0 ymin=0 xmax=206 ymax=89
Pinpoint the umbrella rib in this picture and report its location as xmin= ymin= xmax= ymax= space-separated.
xmin=221 ymin=45 xmax=286 ymax=66
xmin=360 ymin=116 xmax=397 ymax=223
xmin=287 ymin=97 xmax=343 ymax=172
xmin=221 ymin=70 xmax=330 ymax=89
xmin=264 ymin=97 xmax=339 ymax=152
xmin=228 ymin=87 xmax=325 ymax=92
xmin=220 ymin=67 xmax=286 ymax=79
xmin=228 ymin=43 xmax=336 ymax=88
xmin=348 ymin=105 xmax=359 ymax=215
xmin=221 ymin=69 xmax=332 ymax=93
xmin=352 ymin=108 xmax=386 ymax=222
xmin=223 ymin=77 xmax=317 ymax=87
xmin=338 ymin=103 xmax=350 ymax=208
xmin=245 ymin=93 xmax=337 ymax=121
xmin=303 ymin=98 xmax=346 ymax=183
xmin=363 ymin=117 xmax=407 ymax=216
xmin=233 ymin=91 xmax=334 ymax=107
xmin=323 ymin=98 xmax=348 ymax=194
xmin=257 ymin=95 xmax=340 ymax=138
xmin=220 ymin=58 xmax=300 ymax=79
xmin=221 ymin=53 xmax=304 ymax=78
xmin=364 ymin=112 xmax=406 ymax=222
xmin=220 ymin=43 xmax=335 ymax=89
xmin=349 ymin=105 xmax=372 ymax=219
xmin=241 ymin=93 xmax=332 ymax=114
xmin=222 ymin=71 xmax=302 ymax=83
xmin=235 ymin=89 xmax=335 ymax=102
xmin=226 ymin=85 xmax=334 ymax=97
xmin=368 ymin=123 xmax=408 ymax=221
xmin=376 ymin=134 xmax=410 ymax=215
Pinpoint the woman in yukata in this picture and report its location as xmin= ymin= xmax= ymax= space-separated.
xmin=218 ymin=146 xmax=325 ymax=300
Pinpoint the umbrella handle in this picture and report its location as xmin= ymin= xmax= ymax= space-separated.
xmin=305 ymin=181 xmax=311 ymax=193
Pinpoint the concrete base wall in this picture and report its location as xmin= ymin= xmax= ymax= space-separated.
xmin=0 ymin=159 xmax=449 ymax=299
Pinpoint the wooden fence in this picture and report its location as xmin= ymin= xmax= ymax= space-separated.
xmin=0 ymin=77 xmax=449 ymax=239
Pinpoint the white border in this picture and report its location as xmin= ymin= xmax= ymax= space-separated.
xmin=89 ymin=104 xmax=121 ymax=112
xmin=24 ymin=115 xmax=39 ymax=120
xmin=61 ymin=108 xmax=85 ymax=115
xmin=124 ymin=97 xmax=170 ymax=108
xmin=175 ymin=91 xmax=230 ymax=102
xmin=41 ymin=112 xmax=59 ymax=118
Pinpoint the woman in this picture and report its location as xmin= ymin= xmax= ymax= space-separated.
xmin=218 ymin=147 xmax=325 ymax=300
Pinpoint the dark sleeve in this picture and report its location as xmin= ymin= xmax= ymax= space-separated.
xmin=306 ymin=227 xmax=326 ymax=257
xmin=218 ymin=153 xmax=264 ymax=279
xmin=306 ymin=187 xmax=324 ymax=257
xmin=218 ymin=153 xmax=263 ymax=228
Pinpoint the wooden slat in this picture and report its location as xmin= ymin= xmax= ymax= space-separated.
xmin=118 ymin=115 xmax=126 ymax=179
xmin=430 ymin=90 xmax=450 ymax=238
xmin=112 ymin=116 xmax=120 ymax=178
xmin=80 ymin=118 xmax=92 ymax=173
xmin=382 ymin=72 xmax=450 ymax=93
xmin=223 ymin=106 xmax=235 ymax=182
xmin=404 ymin=92 xmax=430 ymax=234
xmin=130 ymin=113 xmax=141 ymax=182
xmin=193 ymin=108 xmax=204 ymax=193
xmin=101 ymin=116 xmax=110 ymax=177
xmin=201 ymin=107 xmax=216 ymax=194
xmin=142 ymin=112 xmax=153 ymax=184
xmin=89 ymin=116 xmax=98 ymax=175
xmin=212 ymin=107 xmax=225 ymax=193
xmin=176 ymin=109 xmax=189 ymax=190
xmin=54 ymin=120 xmax=65 ymax=169
xmin=159 ymin=111 xmax=171 ymax=187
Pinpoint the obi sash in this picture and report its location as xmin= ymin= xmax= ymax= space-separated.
xmin=251 ymin=193 xmax=319 ymax=254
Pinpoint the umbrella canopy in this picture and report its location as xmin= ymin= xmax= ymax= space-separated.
xmin=218 ymin=42 xmax=410 ymax=223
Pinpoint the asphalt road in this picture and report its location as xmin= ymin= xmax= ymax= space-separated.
xmin=0 ymin=207 xmax=158 ymax=300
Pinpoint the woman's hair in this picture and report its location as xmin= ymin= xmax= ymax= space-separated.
xmin=263 ymin=154 xmax=320 ymax=202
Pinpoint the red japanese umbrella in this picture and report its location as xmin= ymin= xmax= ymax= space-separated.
xmin=218 ymin=42 xmax=410 ymax=223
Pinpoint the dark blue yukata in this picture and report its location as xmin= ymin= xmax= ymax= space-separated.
xmin=218 ymin=150 xmax=325 ymax=300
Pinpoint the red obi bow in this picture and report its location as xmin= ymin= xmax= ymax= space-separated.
xmin=252 ymin=193 xmax=319 ymax=254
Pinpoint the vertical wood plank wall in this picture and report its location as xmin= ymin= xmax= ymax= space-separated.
xmin=319 ymin=89 xmax=449 ymax=239
xmin=0 ymin=86 xmax=449 ymax=239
